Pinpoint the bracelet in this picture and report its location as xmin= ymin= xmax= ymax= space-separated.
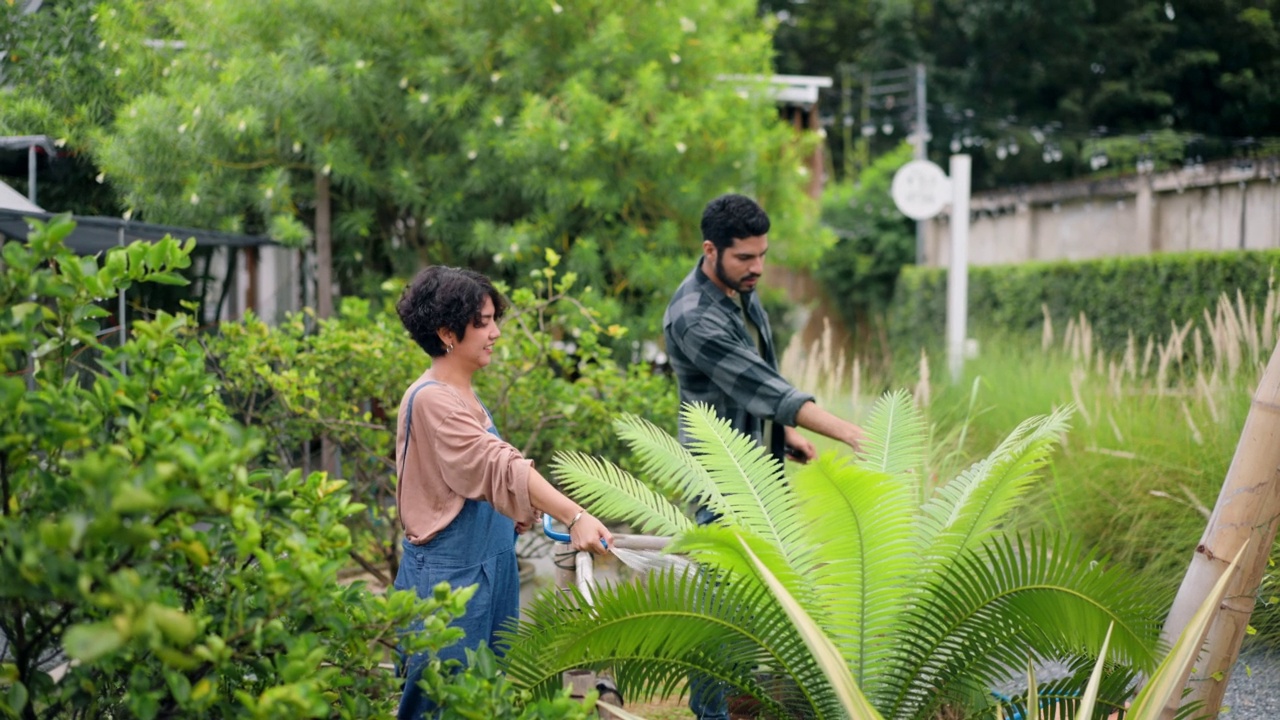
xmin=567 ymin=509 xmax=586 ymax=532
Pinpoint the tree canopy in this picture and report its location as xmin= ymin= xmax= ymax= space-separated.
xmin=83 ymin=0 xmax=826 ymax=335
xmin=762 ymin=0 xmax=1280 ymax=187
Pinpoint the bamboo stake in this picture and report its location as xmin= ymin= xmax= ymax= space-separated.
xmin=1158 ymin=338 xmax=1280 ymax=719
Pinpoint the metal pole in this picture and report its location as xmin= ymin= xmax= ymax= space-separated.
xmin=914 ymin=63 xmax=928 ymax=264
xmin=946 ymin=154 xmax=971 ymax=383
xmin=840 ymin=64 xmax=855 ymax=182
xmin=118 ymin=225 xmax=127 ymax=375
xmin=27 ymin=144 xmax=37 ymax=205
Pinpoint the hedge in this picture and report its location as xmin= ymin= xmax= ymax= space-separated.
xmin=889 ymin=249 xmax=1280 ymax=355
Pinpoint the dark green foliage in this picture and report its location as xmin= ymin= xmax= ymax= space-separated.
xmin=816 ymin=143 xmax=916 ymax=333
xmin=889 ymin=249 xmax=1280 ymax=356
xmin=417 ymin=643 xmax=594 ymax=720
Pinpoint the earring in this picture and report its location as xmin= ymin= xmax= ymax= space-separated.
xmin=446 ymin=343 xmax=454 ymax=354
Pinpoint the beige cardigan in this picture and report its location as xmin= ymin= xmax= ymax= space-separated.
xmin=394 ymin=376 xmax=535 ymax=544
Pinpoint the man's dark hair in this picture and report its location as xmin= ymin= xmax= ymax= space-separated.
xmin=397 ymin=266 xmax=507 ymax=357
xmin=700 ymin=193 xmax=771 ymax=251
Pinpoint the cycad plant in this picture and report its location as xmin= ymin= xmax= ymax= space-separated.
xmin=503 ymin=393 xmax=1162 ymax=719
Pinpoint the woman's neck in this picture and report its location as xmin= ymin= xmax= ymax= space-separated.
xmin=428 ymin=357 xmax=473 ymax=392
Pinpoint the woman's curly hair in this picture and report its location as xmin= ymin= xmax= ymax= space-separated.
xmin=397 ymin=266 xmax=507 ymax=357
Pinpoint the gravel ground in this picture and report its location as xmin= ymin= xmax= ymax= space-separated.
xmin=1221 ymin=648 xmax=1280 ymax=719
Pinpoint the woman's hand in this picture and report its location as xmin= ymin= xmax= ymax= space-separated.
xmin=570 ymin=512 xmax=613 ymax=556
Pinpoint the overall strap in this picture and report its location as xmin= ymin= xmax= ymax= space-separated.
xmin=398 ymin=380 xmax=441 ymax=478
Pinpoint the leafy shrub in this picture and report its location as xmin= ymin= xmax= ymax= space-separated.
xmin=0 ymin=216 xmax=538 ymax=718
xmin=890 ymin=249 xmax=1280 ymax=356
xmin=816 ymin=143 xmax=916 ymax=334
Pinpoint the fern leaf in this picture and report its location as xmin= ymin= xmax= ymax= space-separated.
xmin=678 ymin=403 xmax=807 ymax=564
xmin=856 ymin=389 xmax=927 ymax=481
xmin=882 ymin=532 xmax=1159 ymax=720
xmin=550 ymin=451 xmax=692 ymax=536
xmin=790 ymin=454 xmax=917 ymax=694
xmin=916 ymin=405 xmax=1073 ymax=569
xmin=613 ymin=411 xmax=720 ymax=507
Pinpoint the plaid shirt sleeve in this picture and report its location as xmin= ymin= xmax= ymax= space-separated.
xmin=670 ymin=310 xmax=813 ymax=427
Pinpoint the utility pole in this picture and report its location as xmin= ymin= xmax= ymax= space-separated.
xmin=913 ymin=63 xmax=928 ymax=265
xmin=839 ymin=63 xmax=856 ymax=182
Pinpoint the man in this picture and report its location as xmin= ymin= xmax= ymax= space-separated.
xmin=662 ymin=193 xmax=864 ymax=720
xmin=664 ymin=193 xmax=864 ymax=467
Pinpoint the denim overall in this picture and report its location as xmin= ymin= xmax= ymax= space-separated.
xmin=394 ymin=381 xmax=520 ymax=719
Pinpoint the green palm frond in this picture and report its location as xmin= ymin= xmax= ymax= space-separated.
xmin=997 ymin=663 xmax=1140 ymax=720
xmin=789 ymin=454 xmax=916 ymax=690
xmin=881 ymin=532 xmax=1159 ymax=720
xmin=550 ymin=451 xmax=692 ymax=536
xmin=503 ymin=568 xmax=841 ymax=718
xmin=679 ymin=403 xmax=809 ymax=565
xmin=613 ymin=411 xmax=719 ymax=506
xmin=666 ymin=524 xmax=818 ymax=612
xmin=854 ymin=389 xmax=927 ymax=482
xmin=916 ymin=405 xmax=1072 ymax=570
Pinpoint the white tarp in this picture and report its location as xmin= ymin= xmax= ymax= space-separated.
xmin=0 ymin=179 xmax=42 ymax=213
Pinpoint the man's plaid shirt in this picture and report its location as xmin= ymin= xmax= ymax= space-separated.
xmin=662 ymin=260 xmax=813 ymax=461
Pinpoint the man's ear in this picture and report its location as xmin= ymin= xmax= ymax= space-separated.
xmin=702 ymin=239 xmax=716 ymax=260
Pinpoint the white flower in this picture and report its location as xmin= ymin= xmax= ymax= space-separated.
xmin=190 ymin=193 xmax=200 ymax=204
xmin=490 ymin=72 xmax=502 ymax=83
xmin=192 ymin=106 xmax=201 ymax=117
xmin=122 ymin=208 xmax=132 ymax=220
xmin=90 ymin=13 xmax=98 ymax=22
xmin=399 ymin=77 xmax=409 ymax=89
xmin=98 ymin=40 xmax=106 ymax=49
xmin=425 ymin=217 xmax=434 ymax=227
xmin=178 ymin=123 xmax=187 ymax=134
xmin=264 ymin=187 xmax=274 ymax=199
xmin=114 ymin=67 xmax=122 ymax=76
xmin=559 ymin=140 xmax=569 ymax=151
xmin=419 ymin=93 xmax=430 ymax=103
xmin=675 ymin=142 xmax=687 ymax=154
xmin=669 ymin=53 xmax=681 ymax=64
xmin=796 ymin=166 xmax=810 ymax=177
xmin=95 ymin=173 xmax=105 ymax=184
xmin=509 ymin=242 xmax=519 ymax=253
xmin=493 ymin=116 xmax=504 ymax=127
xmin=355 ymin=59 xmax=366 ymax=70
xmin=322 ymin=163 xmax=332 ymax=176
xmin=54 ymin=137 xmax=67 ymax=148
xmin=128 ymin=107 xmax=137 ymax=117
xmin=467 ymin=150 xmax=478 ymax=160
xmin=292 ymin=141 xmax=302 ymax=153
xmin=680 ymin=17 xmax=696 ymax=32
xmin=552 ymin=3 xmax=563 ymax=13
xmin=493 ymin=253 xmax=505 ymax=264
xmin=237 ymin=120 xmax=246 ymax=132
xmin=162 ymin=67 xmax=170 ymax=77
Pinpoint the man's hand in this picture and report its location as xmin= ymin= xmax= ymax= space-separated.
xmin=783 ymin=426 xmax=816 ymax=463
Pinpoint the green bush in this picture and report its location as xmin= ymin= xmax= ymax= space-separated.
xmin=890 ymin=249 xmax=1280 ymax=356
xmin=1 ymin=216 xmax=593 ymax=719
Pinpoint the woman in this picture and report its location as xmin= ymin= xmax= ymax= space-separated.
xmin=393 ymin=266 xmax=612 ymax=719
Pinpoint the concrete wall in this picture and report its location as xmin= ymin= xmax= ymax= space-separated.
xmin=924 ymin=157 xmax=1280 ymax=267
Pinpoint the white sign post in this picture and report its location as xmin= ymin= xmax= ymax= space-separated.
xmin=891 ymin=155 xmax=972 ymax=382
xmin=945 ymin=155 xmax=971 ymax=383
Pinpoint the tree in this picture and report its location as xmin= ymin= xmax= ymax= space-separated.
xmin=504 ymin=396 xmax=1162 ymax=719
xmin=94 ymin=0 xmax=827 ymax=338
xmin=762 ymin=0 xmax=1280 ymax=189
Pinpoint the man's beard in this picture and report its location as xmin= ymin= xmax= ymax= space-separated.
xmin=715 ymin=254 xmax=760 ymax=295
